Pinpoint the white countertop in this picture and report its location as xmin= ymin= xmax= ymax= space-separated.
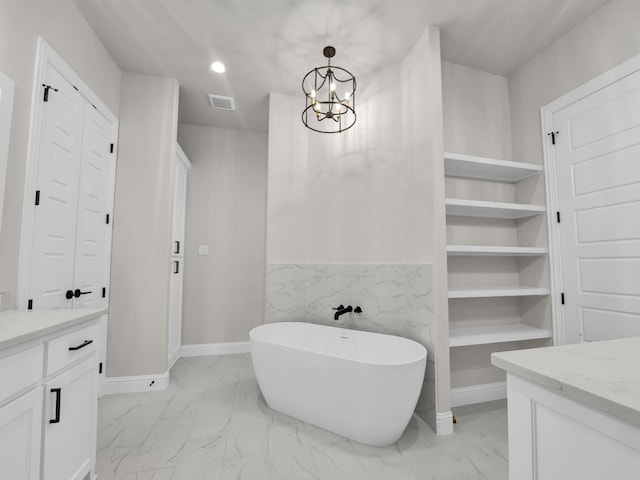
xmin=492 ymin=337 xmax=640 ymax=428
xmin=0 ymin=308 xmax=107 ymax=350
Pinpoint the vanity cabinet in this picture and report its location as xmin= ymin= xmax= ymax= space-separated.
xmin=0 ymin=309 xmax=103 ymax=480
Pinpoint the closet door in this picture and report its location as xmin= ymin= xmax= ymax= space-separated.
xmin=73 ymin=104 xmax=113 ymax=309
xmin=28 ymin=62 xmax=114 ymax=310
xmin=29 ymin=64 xmax=85 ymax=309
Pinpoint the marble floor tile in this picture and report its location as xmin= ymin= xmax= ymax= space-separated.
xmin=268 ymin=423 xmax=318 ymax=480
xmin=171 ymin=436 xmax=226 ymax=480
xmin=312 ymin=440 xmax=370 ymax=480
xmin=220 ymin=454 xmax=270 ymax=480
xmin=98 ymin=354 xmax=509 ymax=480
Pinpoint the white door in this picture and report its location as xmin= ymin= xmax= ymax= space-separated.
xmin=73 ymin=104 xmax=113 ymax=309
xmin=29 ymin=64 xmax=84 ymax=309
xmin=553 ymin=68 xmax=640 ymax=343
xmin=0 ymin=387 xmax=43 ymax=480
xmin=28 ymin=62 xmax=114 ymax=310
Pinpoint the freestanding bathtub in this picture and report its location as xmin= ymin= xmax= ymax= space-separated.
xmin=249 ymin=321 xmax=427 ymax=446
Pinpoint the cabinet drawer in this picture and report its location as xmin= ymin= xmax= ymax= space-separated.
xmin=46 ymin=323 xmax=99 ymax=376
xmin=0 ymin=344 xmax=44 ymax=405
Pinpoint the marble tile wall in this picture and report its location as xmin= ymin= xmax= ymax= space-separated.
xmin=265 ymin=264 xmax=435 ymax=417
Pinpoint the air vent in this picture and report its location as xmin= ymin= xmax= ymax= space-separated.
xmin=208 ymin=94 xmax=235 ymax=111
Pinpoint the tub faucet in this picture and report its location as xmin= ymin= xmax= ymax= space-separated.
xmin=333 ymin=305 xmax=353 ymax=320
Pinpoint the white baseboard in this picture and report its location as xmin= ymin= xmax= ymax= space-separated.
xmin=181 ymin=341 xmax=250 ymax=357
xmin=436 ymin=411 xmax=454 ymax=435
xmin=450 ymin=381 xmax=507 ymax=407
xmin=102 ymin=370 xmax=170 ymax=395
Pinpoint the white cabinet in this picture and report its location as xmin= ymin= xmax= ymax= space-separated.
xmin=445 ymin=152 xmax=552 ymax=404
xmin=0 ymin=387 xmax=43 ymax=480
xmin=43 ymin=359 xmax=96 ymax=480
xmin=168 ymin=145 xmax=191 ymax=368
xmin=0 ymin=311 xmax=101 ymax=480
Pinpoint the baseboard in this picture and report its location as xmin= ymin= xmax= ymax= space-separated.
xmin=102 ymin=370 xmax=170 ymax=395
xmin=181 ymin=341 xmax=250 ymax=357
xmin=450 ymin=381 xmax=507 ymax=407
xmin=436 ymin=411 xmax=454 ymax=435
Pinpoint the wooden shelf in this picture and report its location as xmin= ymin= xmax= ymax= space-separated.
xmin=444 ymin=152 xmax=543 ymax=182
xmin=448 ymin=287 xmax=550 ymax=299
xmin=447 ymin=245 xmax=548 ymax=256
xmin=446 ymin=198 xmax=545 ymax=219
xmin=449 ymin=324 xmax=552 ymax=347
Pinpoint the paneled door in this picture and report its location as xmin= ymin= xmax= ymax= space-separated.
xmin=28 ymin=62 xmax=114 ymax=310
xmin=29 ymin=64 xmax=84 ymax=309
xmin=552 ymin=68 xmax=640 ymax=343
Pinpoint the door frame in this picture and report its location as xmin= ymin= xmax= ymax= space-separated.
xmin=0 ymin=69 xmax=15 ymax=238
xmin=541 ymin=52 xmax=640 ymax=345
xmin=17 ymin=37 xmax=119 ymax=310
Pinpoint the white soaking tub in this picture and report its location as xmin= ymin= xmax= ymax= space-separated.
xmin=249 ymin=321 xmax=427 ymax=446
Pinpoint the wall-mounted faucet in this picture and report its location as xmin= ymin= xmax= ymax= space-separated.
xmin=333 ymin=304 xmax=353 ymax=320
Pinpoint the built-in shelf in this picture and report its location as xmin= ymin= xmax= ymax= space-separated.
xmin=448 ymin=287 xmax=550 ymax=299
xmin=444 ymin=152 xmax=543 ymax=182
xmin=449 ymin=324 xmax=553 ymax=347
xmin=447 ymin=245 xmax=548 ymax=256
xmin=445 ymin=198 xmax=545 ymax=219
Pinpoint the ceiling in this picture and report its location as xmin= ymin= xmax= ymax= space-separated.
xmin=74 ymin=0 xmax=611 ymax=132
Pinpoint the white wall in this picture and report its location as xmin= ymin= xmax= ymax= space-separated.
xmin=510 ymin=0 xmax=640 ymax=167
xmin=0 ymin=0 xmax=121 ymax=309
xmin=267 ymin=27 xmax=451 ymax=430
xmin=442 ymin=61 xmax=512 ymax=160
xmin=108 ymin=73 xmax=179 ymax=377
xmin=177 ymin=124 xmax=267 ymax=345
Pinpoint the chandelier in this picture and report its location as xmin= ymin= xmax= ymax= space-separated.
xmin=302 ymin=46 xmax=356 ymax=133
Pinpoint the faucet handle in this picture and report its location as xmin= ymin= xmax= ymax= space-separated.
xmin=332 ymin=305 xmax=345 ymax=310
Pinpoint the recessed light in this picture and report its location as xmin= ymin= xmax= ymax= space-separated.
xmin=210 ymin=61 xmax=225 ymax=73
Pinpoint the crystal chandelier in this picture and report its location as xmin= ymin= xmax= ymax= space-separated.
xmin=302 ymin=46 xmax=356 ymax=133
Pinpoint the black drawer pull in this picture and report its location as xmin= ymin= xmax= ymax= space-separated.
xmin=49 ymin=388 xmax=61 ymax=424
xmin=68 ymin=339 xmax=93 ymax=351
xmin=174 ymin=260 xmax=180 ymax=274
xmin=174 ymin=240 xmax=180 ymax=254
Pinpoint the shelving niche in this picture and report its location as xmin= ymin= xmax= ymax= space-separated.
xmin=445 ymin=152 xmax=552 ymax=402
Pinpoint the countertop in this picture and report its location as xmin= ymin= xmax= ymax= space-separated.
xmin=492 ymin=337 xmax=640 ymax=429
xmin=0 ymin=308 xmax=107 ymax=350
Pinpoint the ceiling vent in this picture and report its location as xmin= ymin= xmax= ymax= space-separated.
xmin=208 ymin=94 xmax=235 ymax=111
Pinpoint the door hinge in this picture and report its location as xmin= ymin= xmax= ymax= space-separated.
xmin=556 ymin=211 xmax=561 ymax=223
xmin=547 ymin=131 xmax=559 ymax=145
xmin=110 ymin=143 xmax=114 ymax=154
xmin=42 ymin=84 xmax=58 ymax=102
xmin=35 ymin=190 xmax=40 ymax=206
xmin=28 ymin=299 xmax=33 ymax=310
xmin=102 ymin=287 xmax=106 ymax=298
xmin=99 ymin=362 xmax=103 ymax=374
xmin=561 ymin=293 xmax=565 ymax=305
xmin=106 ymin=213 xmax=110 ymax=224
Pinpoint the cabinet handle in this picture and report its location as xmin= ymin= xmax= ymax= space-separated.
xmin=174 ymin=260 xmax=180 ymax=274
xmin=69 ymin=339 xmax=93 ymax=351
xmin=73 ymin=289 xmax=92 ymax=298
xmin=174 ymin=240 xmax=180 ymax=255
xmin=65 ymin=290 xmax=74 ymax=300
xmin=49 ymin=388 xmax=61 ymax=424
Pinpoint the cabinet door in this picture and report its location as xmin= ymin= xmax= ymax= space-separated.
xmin=0 ymin=387 xmax=43 ymax=480
xmin=168 ymin=257 xmax=184 ymax=366
xmin=43 ymin=358 xmax=97 ymax=480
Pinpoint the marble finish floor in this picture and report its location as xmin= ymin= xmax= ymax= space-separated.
xmin=97 ymin=354 xmax=508 ymax=479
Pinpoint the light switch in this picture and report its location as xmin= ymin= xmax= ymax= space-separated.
xmin=198 ymin=245 xmax=209 ymax=256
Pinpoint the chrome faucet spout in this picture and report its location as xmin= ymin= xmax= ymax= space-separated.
xmin=333 ymin=305 xmax=353 ymax=320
